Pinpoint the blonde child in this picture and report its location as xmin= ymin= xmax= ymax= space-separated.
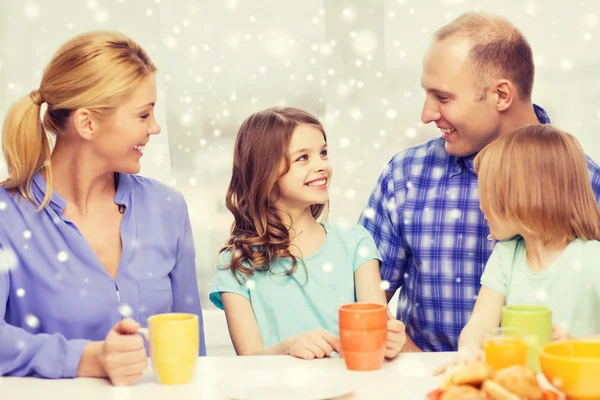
xmin=209 ymin=107 xmax=406 ymax=358
xmin=458 ymin=124 xmax=600 ymax=358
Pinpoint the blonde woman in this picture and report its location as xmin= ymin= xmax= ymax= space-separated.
xmin=457 ymin=124 xmax=600 ymax=358
xmin=0 ymin=31 xmax=205 ymax=385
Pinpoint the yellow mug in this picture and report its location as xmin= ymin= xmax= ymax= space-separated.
xmin=138 ymin=313 xmax=199 ymax=385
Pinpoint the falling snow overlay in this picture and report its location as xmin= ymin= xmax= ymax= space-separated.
xmin=0 ymin=1 xmax=596 ymax=347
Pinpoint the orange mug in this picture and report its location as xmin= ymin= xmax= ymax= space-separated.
xmin=339 ymin=303 xmax=387 ymax=371
xmin=484 ymin=327 xmax=529 ymax=371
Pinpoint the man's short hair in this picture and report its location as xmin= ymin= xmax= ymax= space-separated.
xmin=434 ymin=12 xmax=534 ymax=101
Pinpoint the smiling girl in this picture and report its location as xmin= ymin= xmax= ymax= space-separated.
xmin=210 ymin=107 xmax=406 ymax=359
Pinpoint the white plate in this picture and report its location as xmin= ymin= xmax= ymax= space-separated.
xmin=217 ymin=367 xmax=354 ymax=400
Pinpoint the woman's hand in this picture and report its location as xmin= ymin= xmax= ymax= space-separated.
xmin=99 ymin=318 xmax=148 ymax=386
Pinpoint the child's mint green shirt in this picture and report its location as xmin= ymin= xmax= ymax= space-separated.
xmin=481 ymin=238 xmax=600 ymax=337
xmin=209 ymin=223 xmax=382 ymax=348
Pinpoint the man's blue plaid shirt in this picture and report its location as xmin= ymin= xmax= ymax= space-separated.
xmin=359 ymin=105 xmax=600 ymax=351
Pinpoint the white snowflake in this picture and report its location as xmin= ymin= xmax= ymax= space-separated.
xmin=146 ymin=9 xmax=153 ymax=16
xmin=345 ymin=189 xmax=356 ymax=199
xmin=535 ymin=289 xmax=547 ymax=301
xmin=95 ymin=9 xmax=110 ymax=23
xmin=319 ymin=44 xmax=332 ymax=56
xmin=451 ymin=209 xmax=461 ymax=220
xmin=24 ymin=2 xmax=41 ymax=19
xmin=386 ymin=109 xmax=397 ymax=120
xmin=16 ymin=340 xmax=26 ymax=350
xmin=265 ymin=32 xmax=292 ymax=57
xmin=524 ymin=1 xmax=537 ymax=17
xmin=0 ymin=202 xmax=6 ymax=211
xmin=352 ymin=30 xmax=378 ymax=55
xmin=335 ymin=82 xmax=352 ymax=98
xmin=349 ymin=108 xmax=363 ymax=121
xmin=25 ymin=314 xmax=40 ymax=329
xmin=432 ymin=167 xmax=444 ymax=179
xmin=164 ymin=36 xmax=178 ymax=49
xmin=343 ymin=161 xmax=356 ymax=173
xmin=358 ymin=246 xmax=369 ymax=258
xmin=245 ymin=279 xmax=256 ymax=290
xmin=363 ymin=208 xmax=376 ymax=220
xmin=560 ymin=59 xmax=573 ymax=71
xmin=584 ymin=13 xmax=598 ymax=27
xmin=341 ymin=7 xmax=357 ymax=23
xmin=405 ymin=128 xmax=417 ymax=138
xmin=23 ymin=230 xmax=32 ymax=239
xmin=57 ymin=251 xmax=69 ymax=262
xmin=16 ymin=288 xmax=25 ymax=297
xmin=339 ymin=137 xmax=350 ymax=148
xmin=119 ymin=304 xmax=133 ymax=318
xmin=380 ymin=280 xmax=391 ymax=291
xmin=0 ymin=248 xmax=18 ymax=273
xmin=180 ymin=113 xmax=193 ymax=126
xmin=225 ymin=0 xmax=238 ymax=9
xmin=322 ymin=263 xmax=333 ymax=273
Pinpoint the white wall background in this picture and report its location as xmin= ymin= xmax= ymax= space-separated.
xmin=1 ymin=0 xmax=599 ymax=354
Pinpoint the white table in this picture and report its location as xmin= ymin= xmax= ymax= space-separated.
xmin=0 ymin=352 xmax=561 ymax=400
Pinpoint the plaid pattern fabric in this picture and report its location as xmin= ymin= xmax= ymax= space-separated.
xmin=359 ymin=105 xmax=600 ymax=351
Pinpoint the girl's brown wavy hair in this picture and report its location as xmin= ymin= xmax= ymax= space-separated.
xmin=220 ymin=107 xmax=328 ymax=282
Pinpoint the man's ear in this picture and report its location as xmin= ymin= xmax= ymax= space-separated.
xmin=493 ymin=79 xmax=515 ymax=112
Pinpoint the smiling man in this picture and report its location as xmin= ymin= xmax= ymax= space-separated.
xmin=359 ymin=12 xmax=600 ymax=352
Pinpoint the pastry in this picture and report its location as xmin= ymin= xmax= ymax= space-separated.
xmin=442 ymin=360 xmax=494 ymax=388
xmin=481 ymin=379 xmax=521 ymax=400
xmin=440 ymin=385 xmax=486 ymax=400
xmin=492 ymin=365 xmax=543 ymax=400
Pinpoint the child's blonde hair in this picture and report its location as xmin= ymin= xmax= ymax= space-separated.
xmin=474 ymin=124 xmax=600 ymax=244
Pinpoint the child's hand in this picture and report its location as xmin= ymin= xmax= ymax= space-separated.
xmin=283 ymin=329 xmax=341 ymax=359
xmin=552 ymin=324 xmax=573 ymax=342
xmin=433 ymin=345 xmax=483 ymax=376
xmin=385 ymin=319 xmax=407 ymax=359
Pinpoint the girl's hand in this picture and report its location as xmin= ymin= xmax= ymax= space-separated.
xmin=552 ymin=324 xmax=573 ymax=342
xmin=283 ymin=329 xmax=341 ymax=359
xmin=385 ymin=319 xmax=407 ymax=359
xmin=433 ymin=345 xmax=484 ymax=376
